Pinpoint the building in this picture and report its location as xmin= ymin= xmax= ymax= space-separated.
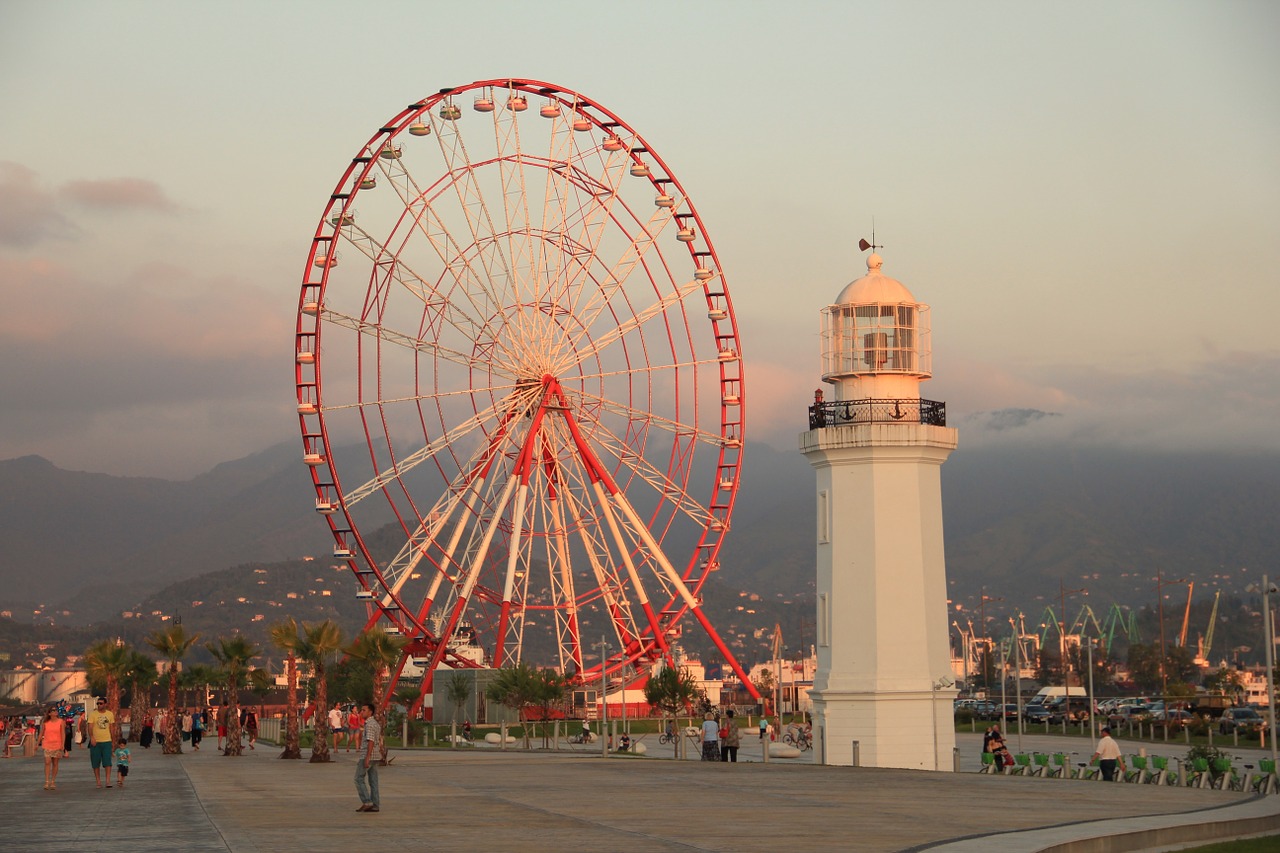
xmin=801 ymin=249 xmax=958 ymax=770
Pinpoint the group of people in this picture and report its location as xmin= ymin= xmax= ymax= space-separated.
xmin=34 ymin=696 xmax=131 ymax=791
xmin=984 ymin=722 xmax=1128 ymax=782
xmin=700 ymin=708 xmax=743 ymax=761
xmin=327 ymin=702 xmax=365 ymax=752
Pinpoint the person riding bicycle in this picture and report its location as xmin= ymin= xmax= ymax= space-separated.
xmin=462 ymin=719 xmax=472 ymax=741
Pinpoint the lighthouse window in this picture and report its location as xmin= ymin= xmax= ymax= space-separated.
xmin=817 ymin=489 xmax=830 ymax=543
xmin=818 ymin=593 xmax=830 ymax=647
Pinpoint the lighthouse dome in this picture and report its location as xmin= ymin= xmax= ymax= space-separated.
xmin=834 ymin=253 xmax=917 ymax=305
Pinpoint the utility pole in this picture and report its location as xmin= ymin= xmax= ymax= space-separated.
xmin=1059 ymin=580 xmax=1087 ymax=688
xmin=597 ymin=635 xmax=610 ymax=758
xmin=979 ymin=588 xmax=1003 ymax=697
xmin=1156 ymin=570 xmax=1187 ymax=700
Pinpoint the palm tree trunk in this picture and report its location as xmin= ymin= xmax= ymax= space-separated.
xmin=224 ymin=672 xmax=243 ymax=756
xmin=164 ymin=669 xmax=183 ymax=754
xmin=129 ymin=679 xmax=147 ymax=743
xmin=281 ymin=653 xmax=301 ymax=759
xmin=309 ymin=663 xmax=331 ymax=763
xmin=108 ymin=677 xmax=122 ymax=744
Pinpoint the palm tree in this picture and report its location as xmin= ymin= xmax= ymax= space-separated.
xmin=447 ymin=672 xmax=471 ymax=742
xmin=84 ymin=639 xmax=132 ymax=743
xmin=145 ymin=624 xmax=201 ymax=754
xmin=296 ymin=619 xmax=343 ymax=763
xmin=269 ymin=617 xmax=303 ymax=759
xmin=206 ymin=635 xmax=262 ymax=756
xmin=346 ymin=627 xmax=409 ymax=756
xmin=123 ymin=651 xmax=158 ymax=744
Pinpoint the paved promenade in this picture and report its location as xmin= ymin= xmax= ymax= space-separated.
xmin=2 ymin=733 xmax=1278 ymax=852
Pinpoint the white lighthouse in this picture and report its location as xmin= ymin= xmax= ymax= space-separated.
xmin=800 ymin=250 xmax=958 ymax=770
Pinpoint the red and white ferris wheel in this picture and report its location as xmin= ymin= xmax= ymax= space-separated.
xmin=295 ymin=78 xmax=756 ymax=707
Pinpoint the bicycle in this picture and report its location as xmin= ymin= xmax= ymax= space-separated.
xmin=658 ymin=732 xmax=676 ymax=745
xmin=784 ymin=730 xmax=812 ymax=751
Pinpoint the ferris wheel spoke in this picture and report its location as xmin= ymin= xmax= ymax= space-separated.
xmin=573 ymin=389 xmax=725 ymax=448
xmin=370 ymin=142 xmax=515 ymax=347
xmin=558 ymin=206 xmax=683 ymax=356
xmin=340 ymin=396 xmax=519 ymax=507
xmin=335 ymin=220 xmax=496 ymax=344
xmin=319 ymin=306 xmax=518 ymax=382
xmin=555 ymin=276 xmax=703 ymax=375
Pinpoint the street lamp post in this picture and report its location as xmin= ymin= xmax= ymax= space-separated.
xmin=1156 ymin=570 xmax=1187 ymax=701
xmin=596 ymin=635 xmax=610 ymax=758
xmin=979 ymin=589 xmax=1003 ymax=699
xmin=1059 ymin=581 xmax=1087 ymax=688
xmin=931 ymin=677 xmax=955 ymax=771
xmin=1264 ymin=577 xmax=1278 ymax=771
xmin=1086 ymin=636 xmax=1097 ymax=749
xmin=1010 ymin=616 xmax=1023 ymax=754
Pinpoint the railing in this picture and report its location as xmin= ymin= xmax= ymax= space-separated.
xmin=808 ymin=398 xmax=946 ymax=430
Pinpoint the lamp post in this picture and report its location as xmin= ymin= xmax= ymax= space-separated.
xmin=596 ymin=635 xmax=610 ymax=758
xmin=1010 ymin=616 xmax=1023 ymax=754
xmin=1086 ymin=635 xmax=1097 ymax=749
xmin=979 ymin=589 xmax=1003 ymax=699
xmin=931 ymin=676 xmax=955 ymax=771
xmin=1155 ymin=570 xmax=1187 ymax=700
xmin=1264 ymin=577 xmax=1278 ymax=771
xmin=1058 ymin=581 xmax=1087 ymax=688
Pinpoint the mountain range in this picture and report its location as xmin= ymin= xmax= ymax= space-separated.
xmin=2 ymin=438 xmax=1278 ymax=645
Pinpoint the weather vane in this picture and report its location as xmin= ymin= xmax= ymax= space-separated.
xmin=858 ymin=219 xmax=882 ymax=254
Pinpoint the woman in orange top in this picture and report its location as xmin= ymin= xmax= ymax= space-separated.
xmin=40 ymin=707 xmax=65 ymax=790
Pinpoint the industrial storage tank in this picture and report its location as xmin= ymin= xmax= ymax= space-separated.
xmin=0 ymin=670 xmax=40 ymax=704
xmin=40 ymin=670 xmax=87 ymax=704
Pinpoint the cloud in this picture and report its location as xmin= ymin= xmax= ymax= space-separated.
xmin=59 ymin=177 xmax=180 ymax=213
xmin=0 ymin=254 xmax=295 ymax=477
xmin=0 ymin=162 xmax=79 ymax=247
xmin=953 ymin=353 xmax=1280 ymax=454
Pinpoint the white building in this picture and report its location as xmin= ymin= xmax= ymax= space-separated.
xmin=801 ymin=250 xmax=958 ymax=770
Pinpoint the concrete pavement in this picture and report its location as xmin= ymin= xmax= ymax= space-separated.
xmin=2 ymin=732 xmax=1278 ymax=852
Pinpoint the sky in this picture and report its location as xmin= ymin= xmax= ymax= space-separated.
xmin=1 ymin=0 xmax=1277 ymax=479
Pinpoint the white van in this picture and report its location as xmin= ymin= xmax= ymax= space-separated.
xmin=1027 ymin=686 xmax=1086 ymax=706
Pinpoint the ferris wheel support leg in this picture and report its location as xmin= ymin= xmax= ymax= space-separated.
xmin=589 ymin=479 xmax=668 ymax=661
xmin=381 ymin=652 xmax=413 ymax=713
xmin=688 ymin=605 xmax=761 ymax=702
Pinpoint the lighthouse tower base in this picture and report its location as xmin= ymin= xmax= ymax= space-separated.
xmin=802 ymin=422 xmax=958 ymax=771
xmin=813 ymin=688 xmax=955 ymax=770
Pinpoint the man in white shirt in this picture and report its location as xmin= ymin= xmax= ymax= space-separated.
xmin=1092 ymin=727 xmax=1125 ymax=781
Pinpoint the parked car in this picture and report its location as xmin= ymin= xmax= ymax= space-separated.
xmin=1108 ymin=704 xmax=1152 ymax=726
xmin=1220 ymin=707 xmax=1265 ymax=735
xmin=999 ymin=704 xmax=1019 ymax=721
xmin=1152 ymin=709 xmax=1195 ymax=733
xmin=1023 ymin=704 xmax=1053 ymax=724
xmin=1046 ymin=697 xmax=1093 ymax=724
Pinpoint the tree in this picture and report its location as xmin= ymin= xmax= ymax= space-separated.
xmin=269 ymin=617 xmax=304 ymax=759
xmin=206 ymin=635 xmax=262 ymax=757
xmin=145 ymin=624 xmax=200 ymax=753
xmin=123 ymin=651 xmax=158 ymax=744
xmin=644 ymin=665 xmax=700 ymax=757
xmin=346 ymin=627 xmax=409 ymax=760
xmin=527 ymin=668 xmax=568 ymax=747
xmin=296 ymin=619 xmax=344 ymax=763
xmin=446 ymin=672 xmax=471 ymax=727
xmin=485 ymin=663 xmax=541 ymax=748
xmin=84 ymin=639 xmax=131 ymax=743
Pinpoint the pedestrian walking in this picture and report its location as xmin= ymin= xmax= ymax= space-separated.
xmin=1092 ymin=728 xmax=1125 ymax=782
xmin=354 ymin=703 xmax=381 ymax=813
xmin=86 ymin=697 xmax=115 ymax=788
xmin=700 ymin=712 xmax=721 ymax=761
xmin=113 ymin=738 xmax=131 ymax=788
xmin=244 ymin=709 xmax=258 ymax=750
xmin=720 ymin=709 xmax=741 ymax=762
xmin=40 ymin=707 xmax=65 ymax=790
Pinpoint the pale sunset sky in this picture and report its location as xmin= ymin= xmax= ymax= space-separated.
xmin=1 ymin=0 xmax=1276 ymax=478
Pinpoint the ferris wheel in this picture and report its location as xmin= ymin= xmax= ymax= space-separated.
xmin=295 ymin=78 xmax=755 ymax=706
